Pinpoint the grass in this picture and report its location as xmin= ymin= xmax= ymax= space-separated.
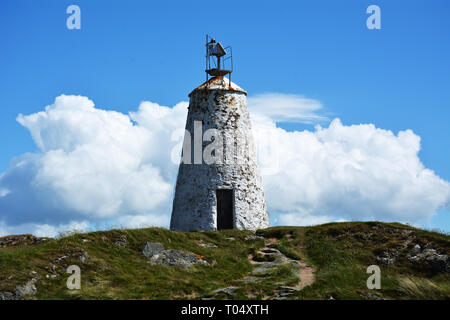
xmin=0 ymin=222 xmax=448 ymax=300
xmin=294 ymin=222 xmax=450 ymax=299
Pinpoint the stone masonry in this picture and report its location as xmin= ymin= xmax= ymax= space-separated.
xmin=170 ymin=76 xmax=269 ymax=231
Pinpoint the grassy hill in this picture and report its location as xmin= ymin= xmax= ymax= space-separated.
xmin=0 ymin=222 xmax=449 ymax=300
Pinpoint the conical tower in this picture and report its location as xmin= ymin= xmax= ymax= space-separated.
xmin=170 ymin=37 xmax=269 ymax=231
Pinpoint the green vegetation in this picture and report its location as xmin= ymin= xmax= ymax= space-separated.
xmin=297 ymin=222 xmax=450 ymax=299
xmin=0 ymin=222 xmax=448 ymax=300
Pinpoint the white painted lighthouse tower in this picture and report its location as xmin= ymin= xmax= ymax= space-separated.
xmin=170 ymin=36 xmax=269 ymax=231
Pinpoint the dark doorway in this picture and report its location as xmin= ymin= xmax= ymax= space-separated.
xmin=216 ymin=189 xmax=234 ymax=230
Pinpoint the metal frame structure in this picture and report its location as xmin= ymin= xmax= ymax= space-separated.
xmin=205 ymin=35 xmax=233 ymax=83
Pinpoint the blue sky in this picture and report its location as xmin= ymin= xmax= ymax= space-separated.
xmin=0 ymin=0 xmax=449 ymax=235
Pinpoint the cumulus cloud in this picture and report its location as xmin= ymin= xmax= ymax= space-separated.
xmin=0 ymin=95 xmax=186 ymax=236
xmin=0 ymin=93 xmax=449 ymax=236
xmin=252 ymin=118 xmax=450 ymax=225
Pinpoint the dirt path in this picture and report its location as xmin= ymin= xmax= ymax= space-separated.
xmin=263 ymin=235 xmax=316 ymax=291
xmin=295 ymin=260 xmax=315 ymax=290
xmin=208 ymin=233 xmax=315 ymax=299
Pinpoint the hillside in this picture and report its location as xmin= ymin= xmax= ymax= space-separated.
xmin=0 ymin=222 xmax=449 ymax=300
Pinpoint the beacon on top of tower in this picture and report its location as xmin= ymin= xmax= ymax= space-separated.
xmin=205 ymin=35 xmax=233 ymax=81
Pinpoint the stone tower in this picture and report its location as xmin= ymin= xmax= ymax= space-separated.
xmin=170 ymin=76 xmax=269 ymax=231
xmin=171 ymin=36 xmax=268 ymax=231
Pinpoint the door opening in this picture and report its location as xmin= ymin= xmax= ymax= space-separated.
xmin=216 ymin=189 xmax=234 ymax=230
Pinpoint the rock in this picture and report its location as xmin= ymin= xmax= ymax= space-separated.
xmin=407 ymin=255 xmax=421 ymax=263
xmin=197 ymin=239 xmax=218 ymax=248
xmin=0 ymin=292 xmax=17 ymax=300
xmin=273 ymin=284 xmax=302 ymax=299
xmin=226 ymin=237 xmax=236 ymax=242
xmin=53 ymin=255 xmax=68 ymax=264
xmin=423 ymin=248 xmax=437 ymax=257
xmin=239 ymin=276 xmax=259 ymax=283
xmin=252 ymin=263 xmax=274 ymax=275
xmin=0 ymin=277 xmax=39 ymax=300
xmin=148 ymin=249 xmax=208 ymax=268
xmin=277 ymin=286 xmax=299 ymax=294
xmin=212 ymin=286 xmax=239 ymax=296
xmin=114 ymin=235 xmax=128 ymax=248
xmin=376 ymin=248 xmax=402 ymax=266
xmin=411 ymin=244 xmax=421 ymax=255
xmin=251 ymin=247 xmax=293 ymax=275
xmin=142 ymin=242 xmax=165 ymax=259
xmin=401 ymin=230 xmax=413 ymax=237
xmin=425 ymin=254 xmax=449 ymax=272
xmin=79 ymin=250 xmax=89 ymax=263
xmin=406 ymin=245 xmax=449 ymax=273
xmin=142 ymin=242 xmax=209 ymax=268
xmin=45 ymin=265 xmax=57 ymax=274
xmin=245 ymin=235 xmax=264 ymax=241
xmin=360 ymin=292 xmax=383 ymax=300
xmin=15 ymin=278 xmax=38 ymax=297
xmin=0 ymin=234 xmax=49 ymax=248
xmin=260 ymin=248 xmax=282 ymax=256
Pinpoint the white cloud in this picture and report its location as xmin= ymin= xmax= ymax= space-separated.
xmin=0 ymin=220 xmax=90 ymax=238
xmin=1 ymin=95 xmax=184 ymax=234
xmin=252 ymin=118 xmax=450 ymax=225
xmin=276 ymin=213 xmax=341 ymax=226
xmin=0 ymin=93 xmax=449 ymax=236
xmin=114 ymin=214 xmax=170 ymax=229
xmin=0 ymin=189 xmax=9 ymax=197
xmin=248 ymin=93 xmax=328 ymax=124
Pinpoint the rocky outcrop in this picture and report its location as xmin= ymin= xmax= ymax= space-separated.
xmin=375 ymin=231 xmax=449 ymax=273
xmin=15 ymin=278 xmax=38 ymax=296
xmin=52 ymin=248 xmax=89 ymax=267
xmin=274 ymin=286 xmax=300 ymax=299
xmin=0 ymin=292 xmax=17 ymax=300
xmin=0 ymin=277 xmax=38 ymax=300
xmin=0 ymin=234 xmax=49 ymax=248
xmin=209 ymin=235 xmax=314 ymax=300
xmin=249 ymin=247 xmax=305 ymax=300
xmin=406 ymin=244 xmax=449 ymax=272
xmin=142 ymin=242 xmax=208 ymax=268
xmin=251 ymin=248 xmax=295 ymax=275
xmin=114 ymin=235 xmax=128 ymax=248
xmin=142 ymin=242 xmax=165 ymax=259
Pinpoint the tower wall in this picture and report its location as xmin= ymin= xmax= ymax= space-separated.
xmin=170 ymin=77 xmax=269 ymax=231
